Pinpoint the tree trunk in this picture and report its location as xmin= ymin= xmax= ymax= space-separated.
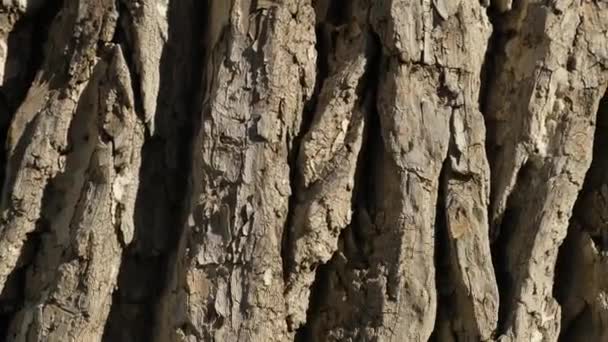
xmin=0 ymin=0 xmax=606 ymax=341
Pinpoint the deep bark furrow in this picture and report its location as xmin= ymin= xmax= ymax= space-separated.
xmin=284 ymin=0 xmax=371 ymax=330
xmin=0 ymin=0 xmax=607 ymax=341
xmin=279 ymin=0 xmax=335 ymax=296
xmin=102 ymin=0 xmax=204 ymax=340
xmin=7 ymin=41 xmax=144 ymax=341
xmin=0 ymin=0 xmax=118 ymax=296
xmin=554 ymin=93 xmax=608 ymax=341
xmin=433 ymin=91 xmax=499 ymax=341
xmin=0 ymin=1 xmax=60 ymax=335
xmin=297 ymin=22 xmax=383 ymax=341
xmin=362 ymin=1 xmax=492 ymax=340
xmin=0 ymin=0 xmax=57 ymax=195
xmin=484 ymin=1 xmax=608 ymax=340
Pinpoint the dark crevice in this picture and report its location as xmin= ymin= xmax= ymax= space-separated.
xmin=294 ymin=27 xmax=383 ymax=341
xmin=478 ymin=6 xmax=503 ymax=120
xmin=350 ymin=29 xmax=384 ymax=254
xmin=554 ymin=90 xmax=608 ymax=342
xmin=491 ymin=159 xmax=544 ymax=337
xmin=478 ymin=13 xmax=506 ymax=194
xmin=0 ymin=2 xmax=69 ymax=336
xmin=479 ymin=3 xmax=522 ymax=242
xmin=480 ymin=4 xmax=529 ymax=339
xmin=553 ymin=226 xmax=587 ymax=342
xmin=101 ymin=0 xmax=206 ymax=341
xmin=0 ymin=0 xmax=61 ymax=195
xmin=558 ymin=304 xmax=597 ymax=342
xmin=491 ymin=206 xmax=516 ymax=337
xmin=431 ymin=158 xmax=486 ymax=341
xmin=562 ymin=91 xmax=608 ymax=252
xmin=280 ymin=0 xmax=347 ymax=283
xmin=111 ymin=0 xmax=145 ymax=122
xmin=293 ymin=255 xmax=332 ymax=342
xmin=429 ymin=159 xmax=450 ymax=342
xmin=0 ymin=232 xmax=40 ymax=339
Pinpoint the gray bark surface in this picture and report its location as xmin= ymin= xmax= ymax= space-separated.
xmin=0 ymin=0 xmax=606 ymax=341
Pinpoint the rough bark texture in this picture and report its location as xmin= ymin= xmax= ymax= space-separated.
xmin=0 ymin=0 xmax=606 ymax=341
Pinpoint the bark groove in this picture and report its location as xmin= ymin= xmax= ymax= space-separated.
xmin=0 ymin=0 xmax=607 ymax=341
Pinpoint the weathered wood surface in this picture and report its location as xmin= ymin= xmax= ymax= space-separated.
xmin=0 ymin=0 xmax=606 ymax=341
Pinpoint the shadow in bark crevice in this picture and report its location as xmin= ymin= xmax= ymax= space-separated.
xmin=0 ymin=233 xmax=39 ymax=339
xmin=0 ymin=55 xmax=107 ymax=339
xmin=478 ymin=5 xmax=504 ymax=140
xmin=478 ymin=1 xmax=531 ymax=241
xmin=554 ymin=90 xmax=608 ymax=342
xmin=295 ymin=28 xmax=383 ymax=340
xmin=101 ymin=0 xmax=205 ymax=341
xmin=0 ymin=12 xmax=62 ymax=333
xmin=280 ymin=0 xmax=348 ymax=283
xmin=429 ymin=159 xmax=457 ymax=342
xmin=490 ymin=158 xmax=548 ymax=337
xmin=0 ymin=0 xmax=60 ymax=202
xmin=479 ymin=3 xmax=539 ymax=338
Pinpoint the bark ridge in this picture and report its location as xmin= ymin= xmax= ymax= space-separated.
xmin=0 ymin=0 xmax=607 ymax=341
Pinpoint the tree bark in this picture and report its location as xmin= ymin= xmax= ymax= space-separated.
xmin=0 ymin=0 xmax=606 ymax=341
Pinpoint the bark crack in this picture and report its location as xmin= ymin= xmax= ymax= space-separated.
xmin=554 ymin=90 xmax=608 ymax=342
xmin=294 ymin=26 xmax=383 ymax=340
xmin=102 ymin=0 xmax=205 ymax=340
xmin=280 ymin=0 xmax=336 ymax=285
xmin=0 ymin=0 xmax=605 ymax=341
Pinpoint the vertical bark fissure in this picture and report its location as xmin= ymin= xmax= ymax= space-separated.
xmin=432 ymin=69 xmax=500 ymax=342
xmin=481 ymin=0 xmax=526 ymax=239
xmin=482 ymin=0 xmax=608 ymax=339
xmin=283 ymin=1 xmax=381 ymax=332
xmin=102 ymin=0 xmax=205 ymax=340
xmin=0 ymin=0 xmax=60 ymax=195
xmin=554 ymin=91 xmax=608 ymax=342
xmin=298 ymin=46 xmax=385 ymax=342
xmin=0 ymin=2 xmax=62 ymax=336
xmin=482 ymin=1 xmax=535 ymax=335
xmin=292 ymin=25 xmax=383 ymax=340
xmin=109 ymin=0 xmax=145 ymax=121
xmin=478 ymin=8 xmax=499 ymax=123
xmin=491 ymin=159 xmax=533 ymax=336
xmin=479 ymin=5 xmax=517 ymax=338
xmin=0 ymin=232 xmax=40 ymax=340
xmin=479 ymin=4 xmax=508 ymax=233
xmin=280 ymin=0 xmax=336 ymax=283
xmin=0 ymin=0 xmax=608 ymax=340
xmin=430 ymin=159 xmax=453 ymax=342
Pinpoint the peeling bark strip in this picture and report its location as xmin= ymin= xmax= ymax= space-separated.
xmin=0 ymin=0 xmax=607 ymax=341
